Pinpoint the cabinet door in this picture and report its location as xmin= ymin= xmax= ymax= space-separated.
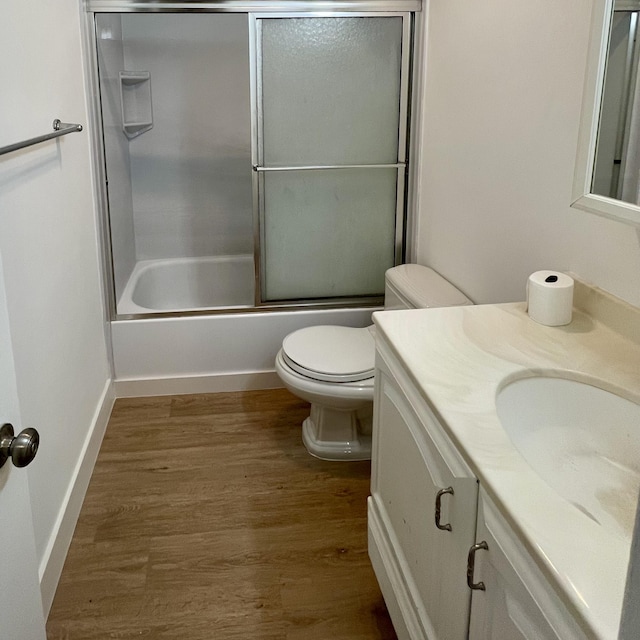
xmin=371 ymin=366 xmax=479 ymax=640
xmin=469 ymin=491 xmax=587 ymax=640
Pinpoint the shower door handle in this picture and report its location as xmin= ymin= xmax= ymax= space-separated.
xmin=253 ymin=163 xmax=406 ymax=172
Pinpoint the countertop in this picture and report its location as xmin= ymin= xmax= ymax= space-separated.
xmin=372 ymin=288 xmax=640 ymax=640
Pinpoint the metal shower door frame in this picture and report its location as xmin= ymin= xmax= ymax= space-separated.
xmin=249 ymin=11 xmax=413 ymax=307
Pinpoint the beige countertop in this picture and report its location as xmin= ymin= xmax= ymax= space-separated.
xmin=373 ymin=283 xmax=640 ymax=640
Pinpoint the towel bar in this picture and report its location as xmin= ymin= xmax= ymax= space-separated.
xmin=0 ymin=119 xmax=83 ymax=157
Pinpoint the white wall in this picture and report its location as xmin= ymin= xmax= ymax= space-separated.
xmin=415 ymin=0 xmax=640 ymax=307
xmin=0 ymin=0 xmax=111 ymax=612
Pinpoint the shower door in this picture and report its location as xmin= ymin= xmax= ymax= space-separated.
xmin=251 ymin=13 xmax=411 ymax=304
xmin=94 ymin=13 xmax=254 ymax=315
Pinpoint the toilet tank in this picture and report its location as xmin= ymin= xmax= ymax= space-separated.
xmin=384 ymin=264 xmax=473 ymax=310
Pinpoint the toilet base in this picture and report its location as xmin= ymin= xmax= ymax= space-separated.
xmin=301 ymin=403 xmax=372 ymax=461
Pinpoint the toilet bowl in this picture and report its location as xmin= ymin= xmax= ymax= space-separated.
xmin=275 ymin=325 xmax=376 ymax=461
xmin=276 ymin=265 xmax=473 ymax=461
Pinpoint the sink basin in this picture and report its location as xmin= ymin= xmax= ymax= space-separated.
xmin=496 ymin=377 xmax=640 ymax=539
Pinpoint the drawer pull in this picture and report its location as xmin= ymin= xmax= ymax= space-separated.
xmin=435 ymin=487 xmax=454 ymax=531
xmin=467 ymin=541 xmax=489 ymax=590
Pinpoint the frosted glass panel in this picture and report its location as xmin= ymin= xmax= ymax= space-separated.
xmin=261 ymin=17 xmax=403 ymax=166
xmin=262 ymin=169 xmax=397 ymax=301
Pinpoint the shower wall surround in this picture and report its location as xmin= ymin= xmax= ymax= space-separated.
xmin=122 ymin=15 xmax=252 ymax=261
xmin=96 ymin=14 xmax=136 ymax=300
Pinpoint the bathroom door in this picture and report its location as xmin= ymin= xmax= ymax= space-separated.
xmin=0 ymin=256 xmax=47 ymax=639
xmin=251 ymin=13 xmax=411 ymax=303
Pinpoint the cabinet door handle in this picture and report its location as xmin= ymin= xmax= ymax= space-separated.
xmin=435 ymin=486 xmax=454 ymax=531
xmin=467 ymin=541 xmax=489 ymax=590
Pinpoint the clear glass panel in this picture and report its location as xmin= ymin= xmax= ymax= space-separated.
xmin=95 ymin=13 xmax=254 ymax=314
xmin=261 ymin=17 xmax=403 ymax=167
xmin=262 ymin=168 xmax=398 ymax=301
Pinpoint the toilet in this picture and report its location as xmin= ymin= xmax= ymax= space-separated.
xmin=275 ymin=264 xmax=473 ymax=461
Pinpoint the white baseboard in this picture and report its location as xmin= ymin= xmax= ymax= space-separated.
xmin=40 ymin=379 xmax=115 ymax=617
xmin=114 ymin=370 xmax=283 ymax=398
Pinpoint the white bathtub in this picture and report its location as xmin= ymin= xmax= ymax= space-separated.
xmin=112 ymin=306 xmax=377 ymax=396
xmin=117 ymin=255 xmax=255 ymax=314
xmin=113 ymin=253 xmax=378 ymax=397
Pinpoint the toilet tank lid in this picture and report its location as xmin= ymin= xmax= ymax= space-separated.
xmin=386 ymin=264 xmax=473 ymax=308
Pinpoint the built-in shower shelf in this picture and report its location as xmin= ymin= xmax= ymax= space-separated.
xmin=119 ymin=71 xmax=153 ymax=139
xmin=123 ymin=122 xmax=154 ymax=137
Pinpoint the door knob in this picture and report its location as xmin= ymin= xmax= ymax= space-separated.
xmin=0 ymin=423 xmax=39 ymax=468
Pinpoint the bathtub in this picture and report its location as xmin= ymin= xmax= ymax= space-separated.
xmin=113 ymin=253 xmax=378 ymax=397
xmin=117 ymin=255 xmax=255 ymax=314
xmin=112 ymin=305 xmax=377 ymax=396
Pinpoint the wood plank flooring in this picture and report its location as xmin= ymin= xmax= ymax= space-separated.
xmin=46 ymin=389 xmax=397 ymax=640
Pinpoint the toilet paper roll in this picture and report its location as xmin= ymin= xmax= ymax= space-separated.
xmin=526 ymin=271 xmax=574 ymax=326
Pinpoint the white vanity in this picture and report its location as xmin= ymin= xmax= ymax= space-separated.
xmin=368 ymin=280 xmax=640 ymax=640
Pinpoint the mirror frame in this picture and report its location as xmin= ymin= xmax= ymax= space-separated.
xmin=572 ymin=0 xmax=640 ymax=227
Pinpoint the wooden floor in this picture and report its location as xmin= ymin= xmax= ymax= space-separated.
xmin=46 ymin=389 xmax=397 ymax=640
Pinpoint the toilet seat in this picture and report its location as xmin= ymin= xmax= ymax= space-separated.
xmin=281 ymin=325 xmax=375 ymax=383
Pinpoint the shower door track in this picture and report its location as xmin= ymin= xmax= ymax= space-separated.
xmin=86 ymin=1 xmax=421 ymax=13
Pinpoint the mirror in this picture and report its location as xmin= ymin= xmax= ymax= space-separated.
xmin=572 ymin=0 xmax=640 ymax=226
xmin=593 ymin=1 xmax=640 ymax=202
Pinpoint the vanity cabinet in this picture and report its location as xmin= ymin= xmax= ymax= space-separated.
xmin=369 ymin=345 xmax=479 ymax=640
xmin=368 ymin=340 xmax=589 ymax=640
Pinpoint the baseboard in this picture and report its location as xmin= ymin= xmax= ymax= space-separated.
xmin=39 ymin=379 xmax=115 ymax=617
xmin=113 ymin=370 xmax=283 ymax=398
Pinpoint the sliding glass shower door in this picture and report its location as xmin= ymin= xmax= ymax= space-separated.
xmin=252 ymin=14 xmax=411 ymax=303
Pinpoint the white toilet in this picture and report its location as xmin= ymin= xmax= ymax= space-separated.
xmin=275 ymin=264 xmax=473 ymax=461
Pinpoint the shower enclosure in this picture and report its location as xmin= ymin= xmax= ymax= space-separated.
xmin=91 ymin=5 xmax=414 ymax=317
